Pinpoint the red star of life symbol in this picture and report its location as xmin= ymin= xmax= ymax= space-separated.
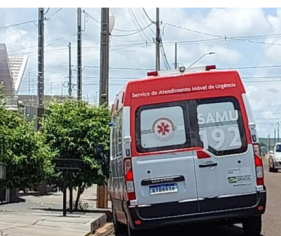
xmin=157 ymin=122 xmax=170 ymax=136
xmin=152 ymin=118 xmax=174 ymax=139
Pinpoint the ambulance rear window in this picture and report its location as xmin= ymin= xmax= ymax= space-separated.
xmin=135 ymin=97 xmax=247 ymax=155
xmin=193 ymin=97 xmax=247 ymax=156
xmin=136 ymin=102 xmax=192 ymax=153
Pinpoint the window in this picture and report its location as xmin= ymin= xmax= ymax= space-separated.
xmin=135 ymin=97 xmax=247 ymax=155
xmin=111 ymin=115 xmax=117 ymax=159
xmin=195 ymin=97 xmax=247 ymax=156
xmin=136 ymin=102 xmax=191 ymax=153
xmin=117 ymin=110 xmax=123 ymax=157
xmin=276 ymin=145 xmax=281 ymax=152
xmin=111 ymin=110 xmax=123 ymax=159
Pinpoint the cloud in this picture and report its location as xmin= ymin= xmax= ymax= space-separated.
xmin=3 ymin=8 xmax=281 ymax=137
xmin=268 ymin=87 xmax=279 ymax=94
xmin=198 ymin=44 xmax=241 ymax=63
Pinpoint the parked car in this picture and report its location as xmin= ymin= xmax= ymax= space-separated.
xmin=268 ymin=143 xmax=281 ymax=172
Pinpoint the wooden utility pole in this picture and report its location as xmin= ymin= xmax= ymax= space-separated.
xmin=156 ymin=8 xmax=160 ymax=71
xmin=77 ymin=8 xmax=82 ymax=100
xmin=68 ymin=42 xmax=72 ymax=98
xmin=97 ymin=8 xmax=110 ymax=209
xmin=99 ymin=8 xmax=110 ymax=106
xmin=174 ymin=42 xmax=177 ymax=69
xmin=269 ymin=133 xmax=271 ymax=152
xmin=38 ymin=8 xmax=44 ymax=109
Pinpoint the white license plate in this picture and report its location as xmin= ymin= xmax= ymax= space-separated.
xmin=149 ymin=183 xmax=178 ymax=195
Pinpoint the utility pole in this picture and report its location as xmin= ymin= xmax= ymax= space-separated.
xmin=38 ymin=8 xmax=44 ymax=109
xmin=68 ymin=42 xmax=72 ymax=98
xmin=67 ymin=42 xmax=73 ymax=210
xmin=156 ymin=8 xmax=160 ymax=71
xmin=77 ymin=8 xmax=82 ymax=101
xmin=273 ymin=126 xmax=276 ymax=145
xmin=37 ymin=8 xmax=47 ymax=195
xmin=37 ymin=7 xmax=45 ymax=134
xmin=99 ymin=8 xmax=110 ymax=106
xmin=28 ymin=71 xmax=31 ymax=95
xmin=277 ymin=121 xmax=279 ymax=142
xmin=269 ymin=133 xmax=271 ymax=152
xmin=174 ymin=42 xmax=177 ymax=69
xmin=97 ymin=8 xmax=110 ymax=209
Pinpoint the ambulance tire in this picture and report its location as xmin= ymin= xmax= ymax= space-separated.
xmin=242 ymin=215 xmax=262 ymax=236
xmin=112 ymin=208 xmax=126 ymax=234
xmin=126 ymin=215 xmax=139 ymax=236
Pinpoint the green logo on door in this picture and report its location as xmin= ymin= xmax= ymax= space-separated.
xmin=228 ymin=176 xmax=237 ymax=183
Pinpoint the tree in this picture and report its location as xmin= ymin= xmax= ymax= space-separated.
xmin=0 ymin=106 xmax=55 ymax=190
xmin=41 ymin=100 xmax=110 ymax=210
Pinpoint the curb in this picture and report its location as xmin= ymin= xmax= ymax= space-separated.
xmin=91 ymin=214 xmax=108 ymax=233
xmin=86 ymin=210 xmax=112 ymax=235
xmin=89 ymin=223 xmax=114 ymax=236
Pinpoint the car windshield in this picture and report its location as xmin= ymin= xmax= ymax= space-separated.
xmin=276 ymin=145 xmax=281 ymax=152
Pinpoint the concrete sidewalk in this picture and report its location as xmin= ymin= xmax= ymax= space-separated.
xmin=0 ymin=186 xmax=111 ymax=236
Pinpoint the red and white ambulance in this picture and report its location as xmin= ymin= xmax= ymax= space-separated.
xmin=108 ymin=65 xmax=266 ymax=236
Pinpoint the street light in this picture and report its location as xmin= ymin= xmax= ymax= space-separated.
xmin=187 ymin=52 xmax=216 ymax=68
xmin=109 ymin=12 xmax=115 ymax=35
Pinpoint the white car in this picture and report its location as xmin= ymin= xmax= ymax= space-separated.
xmin=269 ymin=143 xmax=281 ymax=172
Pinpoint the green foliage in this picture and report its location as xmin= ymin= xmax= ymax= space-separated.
xmin=41 ymin=100 xmax=110 ymax=190
xmin=0 ymin=107 xmax=56 ymax=189
xmin=0 ymin=84 xmax=6 ymax=107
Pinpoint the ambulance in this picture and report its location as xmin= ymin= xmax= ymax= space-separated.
xmin=108 ymin=65 xmax=266 ymax=236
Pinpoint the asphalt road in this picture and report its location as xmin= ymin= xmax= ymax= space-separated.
xmin=101 ymin=159 xmax=280 ymax=236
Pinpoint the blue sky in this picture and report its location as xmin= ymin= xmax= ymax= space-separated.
xmin=1 ymin=8 xmax=281 ymax=137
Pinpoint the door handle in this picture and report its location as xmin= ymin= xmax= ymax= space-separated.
xmin=199 ymin=162 xmax=218 ymax=168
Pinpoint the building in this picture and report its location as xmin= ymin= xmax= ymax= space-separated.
xmin=0 ymin=44 xmax=28 ymax=97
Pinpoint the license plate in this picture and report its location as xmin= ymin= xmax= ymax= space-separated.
xmin=149 ymin=183 xmax=178 ymax=195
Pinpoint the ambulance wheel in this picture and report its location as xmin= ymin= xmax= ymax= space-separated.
xmin=127 ymin=215 xmax=139 ymax=236
xmin=242 ymin=215 xmax=262 ymax=236
xmin=112 ymin=208 xmax=126 ymax=234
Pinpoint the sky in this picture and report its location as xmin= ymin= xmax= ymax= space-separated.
xmin=1 ymin=6 xmax=281 ymax=138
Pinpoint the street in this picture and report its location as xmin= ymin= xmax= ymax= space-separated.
xmin=100 ymin=160 xmax=280 ymax=236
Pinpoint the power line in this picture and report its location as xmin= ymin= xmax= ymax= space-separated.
xmin=46 ymin=8 xmax=63 ymax=20
xmin=163 ymin=23 xmax=281 ymax=47
xmin=163 ymin=23 xmax=222 ymax=38
xmin=129 ymin=8 xmax=152 ymax=43
xmin=219 ymin=65 xmax=281 ymax=70
xmin=82 ymin=9 xmax=154 ymax=37
xmin=44 ymin=8 xmax=50 ymax=15
xmin=231 ymin=33 xmax=281 ymax=40
xmin=160 ymin=39 xmax=171 ymax=69
xmin=142 ymin=8 xmax=155 ymax=24
xmin=0 ymin=20 xmax=37 ymax=30
xmin=84 ymin=10 xmax=151 ymax=33
xmin=83 ymin=10 xmax=100 ymax=23
xmin=137 ymin=8 xmax=155 ymax=37
xmin=111 ymin=23 xmax=153 ymax=37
